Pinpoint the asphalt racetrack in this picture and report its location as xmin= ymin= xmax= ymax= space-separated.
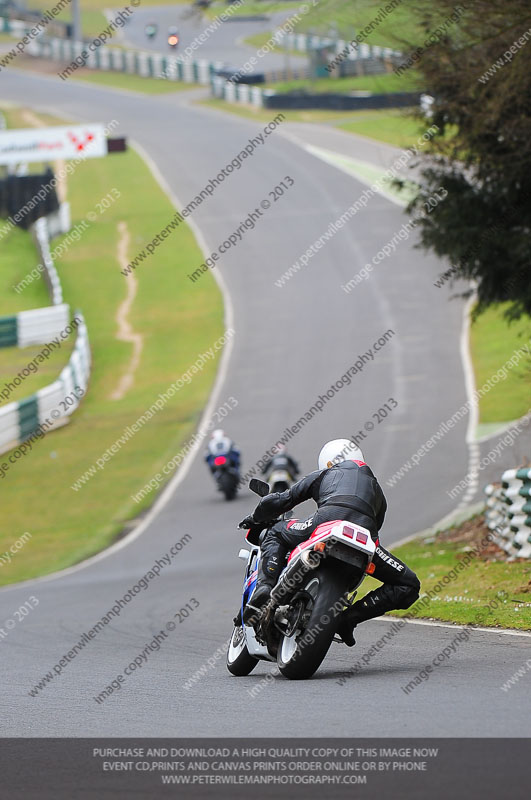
xmin=0 ymin=69 xmax=529 ymax=738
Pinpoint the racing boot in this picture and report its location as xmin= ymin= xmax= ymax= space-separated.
xmin=242 ymin=578 xmax=274 ymax=624
xmin=336 ymin=607 xmax=359 ymax=648
xmin=242 ymin=546 xmax=282 ymax=625
xmin=337 ymin=585 xmax=405 ymax=646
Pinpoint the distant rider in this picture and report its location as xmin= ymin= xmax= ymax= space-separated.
xmin=240 ymin=439 xmax=420 ymax=647
xmin=261 ymin=444 xmax=299 ymax=483
xmin=205 ymin=429 xmax=240 ymax=473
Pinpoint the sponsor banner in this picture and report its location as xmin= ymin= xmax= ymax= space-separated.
xmin=0 ymin=124 xmax=106 ymax=165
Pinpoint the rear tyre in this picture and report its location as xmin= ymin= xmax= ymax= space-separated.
xmin=219 ymin=471 xmax=238 ymax=501
xmin=227 ymin=625 xmax=259 ymax=676
xmin=277 ymin=563 xmax=350 ymax=680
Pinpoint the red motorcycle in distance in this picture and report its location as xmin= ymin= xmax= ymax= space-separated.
xmin=167 ymin=27 xmax=180 ymax=49
xmin=212 ymin=454 xmax=239 ymax=501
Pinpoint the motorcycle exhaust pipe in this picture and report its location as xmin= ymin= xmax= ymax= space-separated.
xmin=270 ymin=548 xmax=322 ymax=604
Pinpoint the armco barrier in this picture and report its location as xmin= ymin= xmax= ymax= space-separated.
xmin=0 ymin=212 xmax=71 ymax=348
xmin=0 ymin=303 xmax=70 ymax=348
xmin=215 ymin=66 xmax=310 ymax=84
xmin=26 ymin=36 xmax=223 ymax=85
xmin=484 ymin=466 xmax=531 ymax=558
xmin=0 ymin=207 xmax=91 ymax=455
xmin=261 ymin=90 xmax=422 ymax=110
xmin=32 ymin=216 xmax=64 ymax=305
xmin=211 ymin=77 xmax=421 ymax=110
xmin=0 ymin=311 xmax=90 ymax=455
xmin=263 ymin=66 xmax=311 ymax=82
xmin=279 ymin=31 xmax=400 ymax=63
xmin=211 ymin=76 xmax=265 ymax=107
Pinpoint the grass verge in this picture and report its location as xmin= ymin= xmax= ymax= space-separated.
xmin=0 ymin=225 xmax=51 ymax=316
xmin=0 ymin=108 xmax=223 ymax=586
xmin=204 ymin=1 xmax=295 ymax=21
xmin=470 ymin=304 xmax=531 ymax=424
xmin=202 ymin=98 xmax=432 ymax=148
xmin=336 ymin=108 xmax=433 ymax=148
xmin=263 ymin=71 xmax=421 ymax=94
xmin=358 ymin=514 xmax=531 ymax=631
xmin=242 ymin=32 xmax=306 ymax=57
xmin=28 ymin=0 xmax=192 ymax=38
xmin=293 ymin=0 xmax=424 ymax=48
xmin=0 ymin=337 xmax=76 ymax=408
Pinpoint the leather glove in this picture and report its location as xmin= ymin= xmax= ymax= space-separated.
xmin=238 ymin=515 xmax=256 ymax=530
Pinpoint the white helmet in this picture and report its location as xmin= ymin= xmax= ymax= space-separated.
xmin=318 ymin=439 xmax=364 ymax=471
xmin=209 ymin=429 xmax=232 ymax=456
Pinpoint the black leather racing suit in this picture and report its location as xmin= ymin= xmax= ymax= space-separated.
xmin=252 ymin=459 xmax=420 ymax=626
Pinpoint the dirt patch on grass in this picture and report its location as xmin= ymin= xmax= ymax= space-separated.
xmin=434 ymin=514 xmax=508 ymax=560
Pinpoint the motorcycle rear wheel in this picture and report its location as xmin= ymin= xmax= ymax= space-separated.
xmin=277 ymin=563 xmax=350 ymax=680
xmin=227 ymin=625 xmax=259 ymax=676
xmin=217 ymin=470 xmax=238 ymax=501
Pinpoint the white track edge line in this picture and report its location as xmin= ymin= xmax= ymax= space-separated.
xmin=370 ymin=616 xmax=531 ymax=638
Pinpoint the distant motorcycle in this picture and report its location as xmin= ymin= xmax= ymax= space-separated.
xmin=205 ymin=429 xmax=240 ymax=501
xmin=262 ymin=450 xmax=299 ymax=493
xmin=227 ymin=479 xmax=376 ymax=679
xmin=212 ymin=454 xmax=239 ymax=501
xmin=167 ymin=26 xmax=180 ymax=49
xmin=145 ymin=23 xmax=158 ymax=39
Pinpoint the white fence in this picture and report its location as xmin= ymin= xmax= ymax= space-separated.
xmin=0 ymin=212 xmax=91 ymax=455
xmin=32 ymin=216 xmax=64 ymax=305
xmin=17 ymin=303 xmax=70 ymax=347
xmin=0 ymin=311 xmax=90 ymax=454
xmin=211 ymin=76 xmax=265 ymax=107
xmin=26 ymin=36 xmax=222 ymax=85
xmin=37 ymin=311 xmax=90 ymax=423
xmin=279 ymin=31 xmax=400 ymax=62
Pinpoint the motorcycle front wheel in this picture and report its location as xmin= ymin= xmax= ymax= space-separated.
xmin=277 ymin=563 xmax=351 ymax=680
xmin=226 ymin=625 xmax=259 ymax=676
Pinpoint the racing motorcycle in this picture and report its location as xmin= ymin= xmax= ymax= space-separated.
xmin=227 ymin=479 xmax=376 ymax=680
xmin=263 ymin=453 xmax=298 ymax=493
xmin=167 ymin=26 xmax=180 ymax=49
xmin=212 ymin=455 xmax=239 ymax=501
xmin=145 ymin=22 xmax=158 ymax=39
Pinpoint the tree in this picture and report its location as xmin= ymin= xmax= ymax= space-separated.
xmin=395 ymin=0 xmax=531 ymax=319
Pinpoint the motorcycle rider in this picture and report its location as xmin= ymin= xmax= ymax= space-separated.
xmin=240 ymin=439 xmax=420 ymax=647
xmin=261 ymin=444 xmax=299 ymax=484
xmin=205 ymin=429 xmax=240 ymax=474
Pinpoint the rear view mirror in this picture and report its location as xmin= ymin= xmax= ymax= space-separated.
xmin=249 ymin=478 xmax=270 ymax=497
